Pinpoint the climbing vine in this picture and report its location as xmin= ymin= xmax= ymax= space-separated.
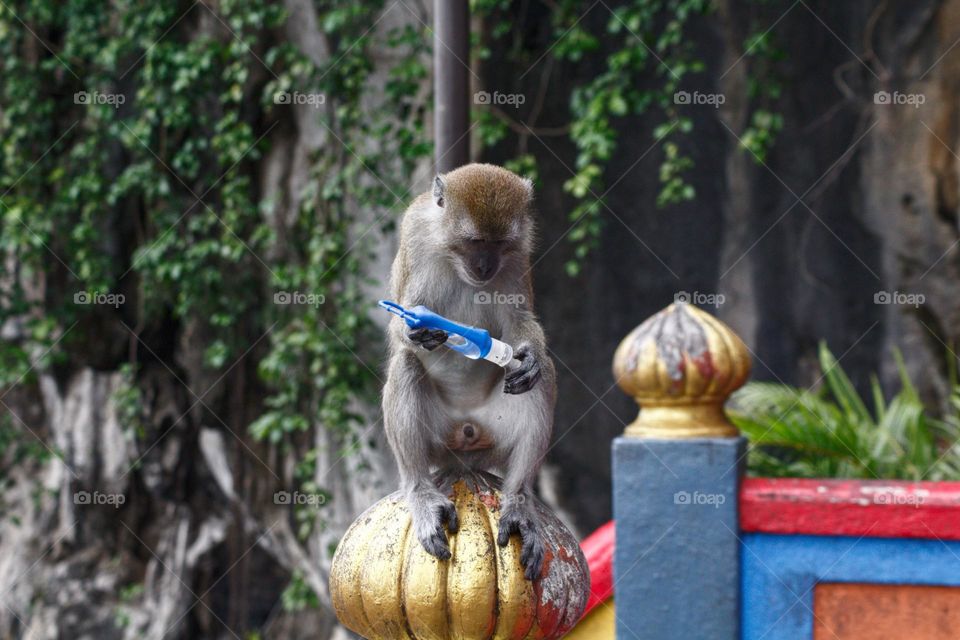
xmin=473 ymin=0 xmax=783 ymax=275
xmin=0 ymin=0 xmax=783 ymax=617
xmin=0 ymin=0 xmax=429 ymax=607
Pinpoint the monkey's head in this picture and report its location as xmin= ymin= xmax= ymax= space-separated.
xmin=432 ymin=164 xmax=534 ymax=287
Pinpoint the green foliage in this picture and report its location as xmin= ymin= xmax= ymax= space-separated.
xmin=113 ymin=363 xmax=145 ymax=439
xmin=0 ymin=412 xmax=55 ymax=519
xmin=473 ymin=0 xmax=784 ymax=275
xmin=0 ymin=0 xmax=429 ymax=608
xmin=250 ymin=1 xmax=430 ymax=463
xmin=0 ymin=0 xmax=791 ymax=616
xmin=730 ymin=344 xmax=960 ymax=480
xmin=739 ymin=15 xmax=785 ymax=163
xmin=113 ymin=582 xmax=145 ymax=629
xmin=280 ymin=571 xmax=320 ymax=612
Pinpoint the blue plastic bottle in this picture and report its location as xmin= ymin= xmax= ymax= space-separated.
xmin=378 ymin=300 xmax=515 ymax=367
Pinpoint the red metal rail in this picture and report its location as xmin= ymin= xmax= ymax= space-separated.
xmin=740 ymin=478 xmax=960 ymax=539
xmin=579 ymin=520 xmax=614 ymax=616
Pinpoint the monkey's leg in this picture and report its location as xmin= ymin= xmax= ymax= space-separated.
xmin=383 ymin=350 xmax=459 ymax=560
xmin=483 ymin=384 xmax=554 ymax=580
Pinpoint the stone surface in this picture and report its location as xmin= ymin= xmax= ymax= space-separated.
xmin=612 ymin=436 xmax=745 ymax=640
xmin=481 ymin=0 xmax=960 ymax=537
xmin=813 ymin=583 xmax=960 ymax=640
xmin=743 ymin=533 xmax=960 ymax=640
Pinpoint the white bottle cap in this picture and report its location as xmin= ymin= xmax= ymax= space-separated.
xmin=484 ymin=338 xmax=514 ymax=367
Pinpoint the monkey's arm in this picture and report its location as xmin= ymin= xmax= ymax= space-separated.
xmin=495 ymin=310 xmax=556 ymax=579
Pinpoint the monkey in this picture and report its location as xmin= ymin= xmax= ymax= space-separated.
xmin=382 ymin=163 xmax=556 ymax=580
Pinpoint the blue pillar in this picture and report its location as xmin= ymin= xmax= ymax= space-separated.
xmin=613 ymin=437 xmax=745 ymax=639
xmin=610 ymin=302 xmax=751 ymax=640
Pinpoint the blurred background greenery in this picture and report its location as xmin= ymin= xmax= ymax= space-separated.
xmin=1 ymin=0 xmax=959 ymax=637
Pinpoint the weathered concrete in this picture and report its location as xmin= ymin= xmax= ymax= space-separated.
xmin=743 ymin=533 xmax=960 ymax=640
xmin=612 ymin=436 xmax=745 ymax=639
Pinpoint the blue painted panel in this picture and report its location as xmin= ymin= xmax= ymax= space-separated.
xmin=613 ymin=437 xmax=745 ymax=640
xmin=742 ymin=533 xmax=960 ymax=640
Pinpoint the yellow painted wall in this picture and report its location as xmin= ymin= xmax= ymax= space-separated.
xmin=565 ymin=600 xmax=614 ymax=639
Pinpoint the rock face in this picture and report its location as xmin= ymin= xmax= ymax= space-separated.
xmin=480 ymin=0 xmax=960 ymax=534
xmin=0 ymin=1 xmax=422 ymax=638
xmin=330 ymin=474 xmax=589 ymax=640
xmin=7 ymin=2 xmax=960 ymax=638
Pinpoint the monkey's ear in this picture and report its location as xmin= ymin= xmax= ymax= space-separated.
xmin=433 ymin=175 xmax=446 ymax=208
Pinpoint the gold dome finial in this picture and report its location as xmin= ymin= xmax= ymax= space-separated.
xmin=330 ymin=475 xmax=589 ymax=640
xmin=612 ymin=302 xmax=750 ymax=438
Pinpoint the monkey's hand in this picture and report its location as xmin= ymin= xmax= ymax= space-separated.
xmin=497 ymin=502 xmax=545 ymax=580
xmin=409 ymin=488 xmax=459 ymax=560
xmin=503 ymin=344 xmax=542 ymax=394
xmin=407 ymin=327 xmax=448 ymax=351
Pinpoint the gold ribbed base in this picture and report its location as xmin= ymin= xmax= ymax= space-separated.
xmin=624 ymin=404 xmax=740 ymax=439
xmin=330 ymin=475 xmax=590 ymax=640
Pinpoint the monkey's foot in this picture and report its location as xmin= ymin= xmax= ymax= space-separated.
xmin=409 ymin=490 xmax=459 ymax=560
xmin=503 ymin=344 xmax=542 ymax=395
xmin=497 ymin=504 xmax=545 ymax=580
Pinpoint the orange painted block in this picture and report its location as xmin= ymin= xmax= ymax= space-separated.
xmin=814 ymin=583 xmax=960 ymax=639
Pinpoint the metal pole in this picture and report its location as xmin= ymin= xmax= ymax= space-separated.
xmin=434 ymin=0 xmax=470 ymax=172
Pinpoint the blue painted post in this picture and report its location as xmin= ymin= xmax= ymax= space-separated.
xmin=610 ymin=303 xmax=751 ymax=640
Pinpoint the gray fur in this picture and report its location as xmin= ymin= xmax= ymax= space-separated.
xmin=382 ymin=165 xmax=556 ymax=579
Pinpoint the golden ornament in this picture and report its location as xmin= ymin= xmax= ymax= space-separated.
xmin=329 ymin=473 xmax=589 ymax=639
xmin=612 ymin=302 xmax=750 ymax=438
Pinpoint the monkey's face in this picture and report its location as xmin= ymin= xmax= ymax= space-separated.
xmin=451 ymin=236 xmax=509 ymax=286
xmin=444 ymin=199 xmax=529 ymax=286
xmin=432 ymin=166 xmax=533 ymax=286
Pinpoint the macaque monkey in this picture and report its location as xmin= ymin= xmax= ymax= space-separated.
xmin=382 ymin=164 xmax=556 ymax=580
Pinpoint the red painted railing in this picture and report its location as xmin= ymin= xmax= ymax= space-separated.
xmin=579 ymin=520 xmax=614 ymax=616
xmin=740 ymin=478 xmax=960 ymax=539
